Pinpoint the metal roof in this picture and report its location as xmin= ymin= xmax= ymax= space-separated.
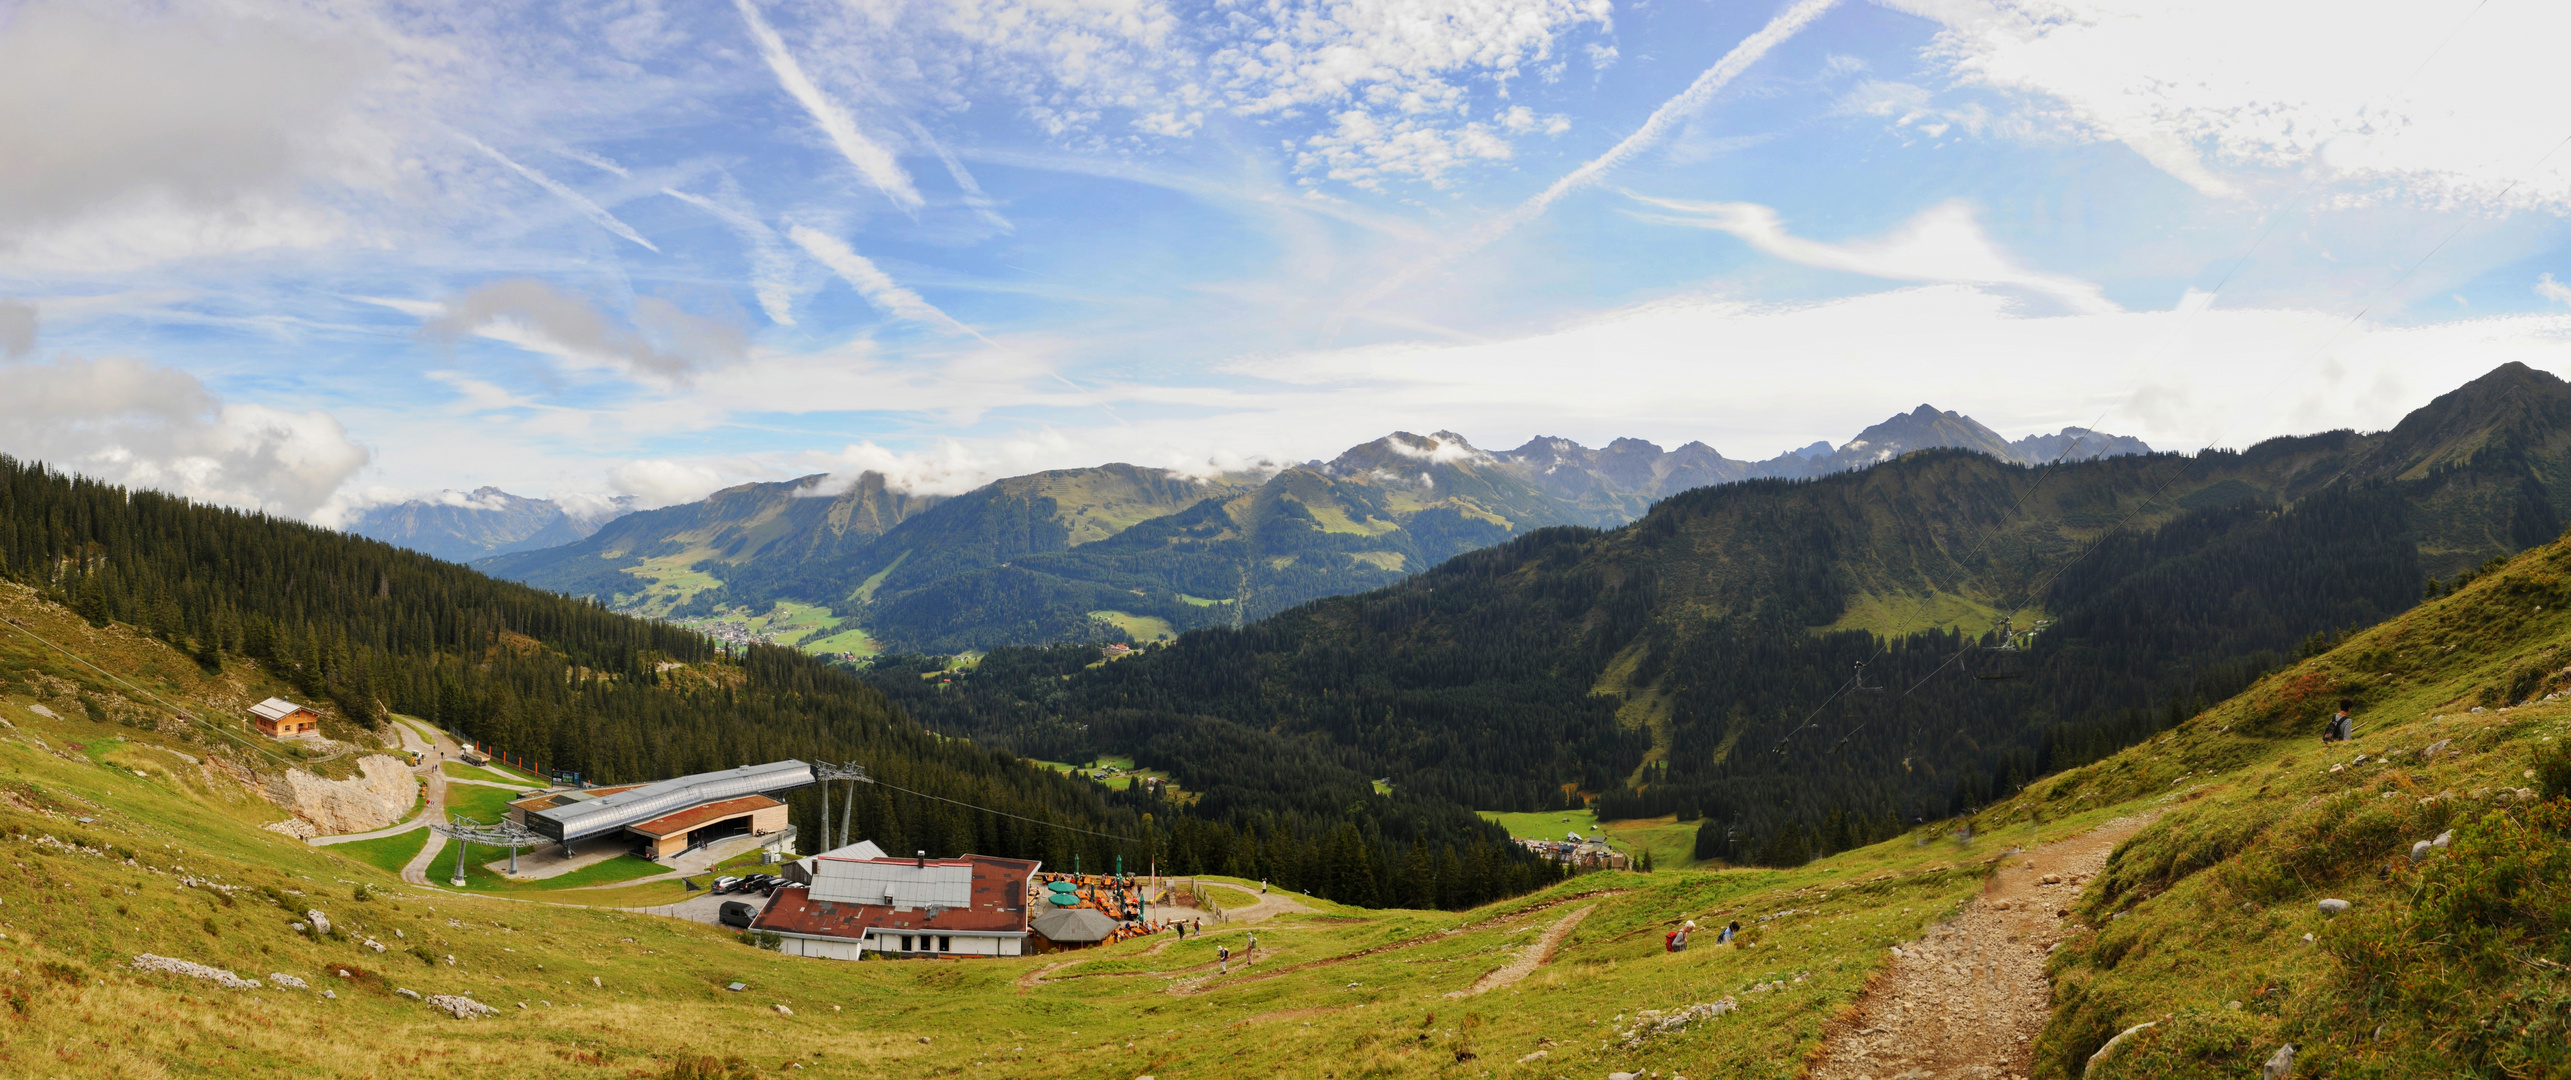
xmin=249 ymin=698 xmax=310 ymax=722
xmin=521 ymin=760 xmax=814 ymax=842
xmin=808 ymin=858 xmax=972 ymax=909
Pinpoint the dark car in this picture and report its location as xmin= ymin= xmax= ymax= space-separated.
xmin=718 ymin=901 xmax=757 ymax=929
xmin=711 ymin=875 xmax=744 ymax=895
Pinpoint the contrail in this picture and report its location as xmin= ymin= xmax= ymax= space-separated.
xmin=904 ymin=118 xmax=1012 ymax=232
xmin=734 ymin=0 xmax=923 ymax=211
xmin=665 ymin=186 xmax=799 ymax=326
xmin=1353 ymin=0 xmax=1841 ymax=309
xmin=465 ymin=135 xmax=660 ymax=252
xmin=787 ymin=224 xmax=981 ymax=339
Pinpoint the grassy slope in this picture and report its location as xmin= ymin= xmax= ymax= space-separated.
xmin=2014 ymin=529 xmax=2571 ymax=1079
xmin=5 ymin=529 xmax=2568 ymax=1077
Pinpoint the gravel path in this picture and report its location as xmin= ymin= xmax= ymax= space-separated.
xmin=1807 ymin=815 xmax=2154 ymax=1080
xmin=1445 ymin=904 xmax=1593 ymax=998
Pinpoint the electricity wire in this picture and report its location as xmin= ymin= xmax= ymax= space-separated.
xmin=0 ymin=613 xmax=301 ymax=767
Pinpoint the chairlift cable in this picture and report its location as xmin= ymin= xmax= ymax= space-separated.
xmin=0 ymin=615 xmax=301 ymax=767
xmin=870 ymin=776 xmax=1141 ymax=844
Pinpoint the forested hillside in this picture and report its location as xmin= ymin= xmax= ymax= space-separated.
xmin=870 ymin=364 xmax=2571 ymax=866
xmin=0 ymin=456 xmax=1558 ymax=909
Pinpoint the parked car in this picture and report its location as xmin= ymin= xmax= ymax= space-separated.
xmin=711 ymin=875 xmax=743 ymax=895
xmin=718 ymin=901 xmax=756 ymax=929
xmin=744 ymin=874 xmax=780 ymax=895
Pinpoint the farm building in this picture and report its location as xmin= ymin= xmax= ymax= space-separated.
xmin=752 ymin=853 xmax=1039 ymax=960
xmin=508 ymin=760 xmax=810 ymax=860
xmin=248 ymin=697 xmax=320 ymax=738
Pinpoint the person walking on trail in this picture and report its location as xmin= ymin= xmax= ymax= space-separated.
xmin=2323 ymin=698 xmax=2355 ymax=743
xmin=1218 ymin=944 xmax=1230 ymax=974
xmin=1245 ymin=931 xmax=1256 ymax=953
xmin=1260 ymin=878 xmax=1268 ymax=895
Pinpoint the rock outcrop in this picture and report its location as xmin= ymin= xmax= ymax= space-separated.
xmin=271 ymin=755 xmax=415 ymax=835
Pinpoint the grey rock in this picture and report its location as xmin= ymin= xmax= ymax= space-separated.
xmin=2261 ymin=1043 xmax=2296 ymax=1079
xmin=395 ymin=987 xmax=422 ymax=1000
xmin=2433 ymin=830 xmax=2453 ymax=849
xmin=305 ymin=910 xmax=330 ymax=936
xmin=2318 ymin=899 xmax=2350 ymax=916
xmin=322 ymin=989 xmax=336 ymax=1000
xmin=1610 ymin=1073 xmax=1641 ymax=1080
xmin=2410 ymin=840 xmax=2433 ymax=864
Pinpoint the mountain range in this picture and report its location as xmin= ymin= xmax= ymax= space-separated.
xmin=435 ymin=408 xmax=2147 ymax=653
xmin=344 ymin=487 xmax=635 ymax=563
xmin=876 ymin=362 xmax=2571 ymax=860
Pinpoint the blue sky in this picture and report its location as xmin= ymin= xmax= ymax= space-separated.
xmin=4 ymin=0 xmax=2570 ymax=520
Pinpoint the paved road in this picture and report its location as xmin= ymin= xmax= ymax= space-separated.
xmin=390 ymin=718 xmax=463 ymax=886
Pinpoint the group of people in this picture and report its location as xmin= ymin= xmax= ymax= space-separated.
xmin=1664 ymin=919 xmax=1743 ymax=952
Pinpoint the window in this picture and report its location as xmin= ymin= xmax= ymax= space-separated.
xmin=900 ymin=934 xmax=914 ymax=951
xmin=939 ymin=935 xmax=952 ymax=952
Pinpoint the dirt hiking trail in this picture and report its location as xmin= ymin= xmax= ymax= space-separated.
xmin=1807 ymin=815 xmax=2155 ymax=1080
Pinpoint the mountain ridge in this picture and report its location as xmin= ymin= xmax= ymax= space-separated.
xmin=470 ymin=409 xmax=2148 ymax=653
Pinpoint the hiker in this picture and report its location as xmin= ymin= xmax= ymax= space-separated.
xmin=1717 ymin=921 xmax=1739 ymax=945
xmin=2323 ymin=698 xmax=2355 ymax=743
xmin=1175 ymin=921 xmax=1185 ymax=940
xmin=1663 ymin=921 xmax=1692 ymax=952
xmin=1245 ymin=931 xmax=1256 ymax=952
xmin=1260 ymin=878 xmax=1268 ymax=895
xmin=1218 ymin=944 xmax=1230 ymax=974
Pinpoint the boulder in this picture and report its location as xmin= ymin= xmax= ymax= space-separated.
xmin=2433 ymin=831 xmax=2453 ymax=850
xmin=773 ymin=1004 xmax=794 ymax=1016
xmin=268 ymin=756 xmax=417 ymax=835
xmin=2410 ymin=841 xmax=2433 ymax=865
xmin=2318 ymin=899 xmax=2350 ymax=916
xmin=2261 ymin=1043 xmax=2296 ymax=1079
xmin=267 ymin=972 xmax=309 ymax=990
xmin=305 ymin=910 xmax=331 ymax=936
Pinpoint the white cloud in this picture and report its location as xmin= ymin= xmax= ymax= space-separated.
xmin=0 ymin=354 xmax=367 ymax=518
xmin=1359 ymin=0 xmax=1840 ymax=303
xmin=1208 ymin=0 xmax=1613 ymax=184
xmin=733 ymin=0 xmax=924 ymax=211
xmin=1897 ymin=0 xmax=2571 ymax=207
xmin=785 ymin=225 xmax=979 ymax=335
xmin=606 ymin=457 xmax=765 ymax=508
xmin=2539 ymin=273 xmax=2571 ymax=307
xmin=1630 ymin=196 xmax=2118 ymax=314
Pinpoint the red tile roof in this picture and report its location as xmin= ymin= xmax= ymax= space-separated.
xmin=753 ymin=855 xmax=1037 ymax=940
xmin=624 ymin=794 xmax=781 ymax=838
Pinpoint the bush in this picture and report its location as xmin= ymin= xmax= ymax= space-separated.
xmin=662 ymin=1055 xmax=755 ymax=1080
xmin=2534 ymin=741 xmax=2571 ymax=802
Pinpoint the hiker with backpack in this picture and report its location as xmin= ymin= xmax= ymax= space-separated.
xmin=2323 ymin=698 xmax=2355 ymax=743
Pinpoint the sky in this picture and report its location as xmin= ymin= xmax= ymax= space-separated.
xmin=7 ymin=0 xmax=2571 ymax=522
